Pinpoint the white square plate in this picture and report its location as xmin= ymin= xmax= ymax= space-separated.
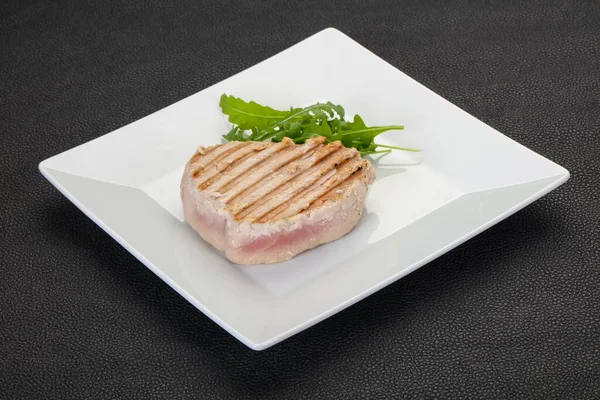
xmin=40 ymin=28 xmax=569 ymax=350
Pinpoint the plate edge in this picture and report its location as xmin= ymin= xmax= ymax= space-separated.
xmin=252 ymin=171 xmax=570 ymax=350
xmin=38 ymin=163 xmax=265 ymax=351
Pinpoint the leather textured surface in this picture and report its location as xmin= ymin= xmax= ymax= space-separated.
xmin=1 ymin=0 xmax=599 ymax=398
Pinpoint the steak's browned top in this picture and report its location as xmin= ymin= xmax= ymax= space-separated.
xmin=187 ymin=136 xmax=371 ymax=223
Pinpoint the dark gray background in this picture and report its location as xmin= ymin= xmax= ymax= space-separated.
xmin=1 ymin=0 xmax=599 ymax=398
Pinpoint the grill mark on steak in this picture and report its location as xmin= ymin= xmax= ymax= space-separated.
xmin=186 ymin=137 xmax=370 ymax=225
xmin=189 ymin=144 xmax=218 ymax=164
xmin=257 ymin=159 xmax=364 ymax=223
xmin=305 ymin=170 xmax=364 ymax=211
xmin=196 ymin=142 xmax=269 ymax=189
xmin=200 ymin=150 xmax=259 ymax=191
xmin=229 ymin=141 xmax=344 ymax=217
xmin=257 ymin=168 xmax=337 ymax=223
xmin=190 ymin=141 xmax=245 ymax=178
xmin=205 ymin=138 xmax=294 ymax=193
xmin=271 ymin=155 xmax=365 ymax=220
xmin=218 ymin=145 xmax=300 ymax=198
xmin=238 ymin=148 xmax=355 ymax=222
xmin=220 ymin=137 xmax=326 ymax=204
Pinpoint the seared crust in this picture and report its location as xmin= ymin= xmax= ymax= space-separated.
xmin=185 ymin=137 xmax=374 ymax=223
xmin=181 ymin=136 xmax=375 ymax=264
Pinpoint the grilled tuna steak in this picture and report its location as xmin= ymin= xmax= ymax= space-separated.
xmin=180 ymin=136 xmax=375 ymax=264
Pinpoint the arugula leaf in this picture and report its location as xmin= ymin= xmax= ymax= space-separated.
xmin=221 ymin=126 xmax=248 ymax=141
xmin=302 ymin=119 xmax=333 ymax=139
xmin=373 ymin=143 xmax=420 ymax=152
xmin=219 ymin=94 xmax=292 ymax=130
xmin=218 ymin=94 xmax=419 ymax=157
xmin=287 ymin=120 xmax=334 ymax=144
xmin=253 ymin=102 xmax=345 ymax=142
xmin=272 ymin=121 xmax=303 ymax=142
xmin=340 ymin=116 xmax=404 ymax=150
xmin=360 ymin=149 xmax=392 ymax=156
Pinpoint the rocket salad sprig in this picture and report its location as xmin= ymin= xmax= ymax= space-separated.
xmin=219 ymin=94 xmax=419 ymax=156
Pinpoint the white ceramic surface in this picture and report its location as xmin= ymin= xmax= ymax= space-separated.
xmin=39 ymin=28 xmax=569 ymax=350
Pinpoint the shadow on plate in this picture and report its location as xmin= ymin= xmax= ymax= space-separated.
xmin=367 ymin=151 xmax=423 ymax=180
xmin=239 ymin=209 xmax=381 ymax=297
